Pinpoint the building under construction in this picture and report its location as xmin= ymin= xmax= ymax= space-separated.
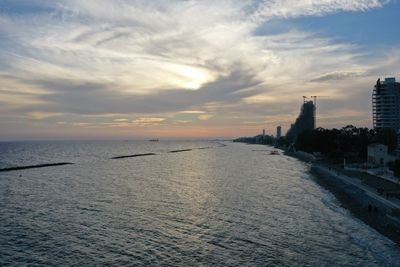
xmin=372 ymin=77 xmax=400 ymax=131
xmin=286 ymin=97 xmax=316 ymax=142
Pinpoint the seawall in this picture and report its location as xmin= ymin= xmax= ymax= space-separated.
xmin=310 ymin=164 xmax=400 ymax=244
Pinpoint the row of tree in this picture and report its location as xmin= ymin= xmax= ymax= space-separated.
xmin=234 ymin=125 xmax=399 ymax=175
xmin=233 ymin=125 xmax=397 ymax=161
xmin=294 ymin=125 xmax=397 ymax=161
xmin=233 ymin=134 xmax=275 ymax=145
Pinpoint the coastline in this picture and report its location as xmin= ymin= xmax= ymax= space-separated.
xmin=285 ymin=150 xmax=400 ymax=245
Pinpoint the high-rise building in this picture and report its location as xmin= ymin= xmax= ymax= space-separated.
xmin=286 ymin=99 xmax=316 ymax=142
xmin=372 ymin=77 xmax=400 ymax=131
xmin=276 ymin=126 xmax=282 ymax=139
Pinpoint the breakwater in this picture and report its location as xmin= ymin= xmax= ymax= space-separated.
xmin=0 ymin=143 xmax=224 ymax=174
xmin=112 ymin=153 xmax=156 ymax=159
xmin=168 ymin=149 xmax=193 ymax=153
xmin=0 ymin=162 xmax=73 ymax=172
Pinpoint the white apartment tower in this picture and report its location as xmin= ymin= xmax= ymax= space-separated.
xmin=372 ymin=77 xmax=400 ymax=131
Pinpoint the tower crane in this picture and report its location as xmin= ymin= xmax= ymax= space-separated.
xmin=310 ymin=95 xmax=329 ymax=106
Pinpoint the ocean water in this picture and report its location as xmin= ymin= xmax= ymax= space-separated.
xmin=0 ymin=140 xmax=399 ymax=266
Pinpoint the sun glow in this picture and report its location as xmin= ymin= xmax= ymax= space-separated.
xmin=173 ymin=65 xmax=214 ymax=90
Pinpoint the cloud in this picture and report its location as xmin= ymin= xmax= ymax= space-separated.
xmin=113 ymin=118 xmax=130 ymax=122
xmin=12 ymin=66 xmax=260 ymax=115
xmin=310 ymin=71 xmax=369 ymax=82
xmin=253 ymin=0 xmax=386 ymax=21
xmin=0 ymin=0 xmax=398 ymax=139
xmin=132 ymin=117 xmax=166 ymax=126
xmin=198 ymin=114 xmax=214 ymax=121
xmin=28 ymin=111 xmax=63 ymax=120
xmin=179 ymin=110 xmax=206 ymax=114
xmin=174 ymin=120 xmax=191 ymax=124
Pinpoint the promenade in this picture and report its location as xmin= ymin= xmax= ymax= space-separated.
xmin=315 ymin=165 xmax=400 ymax=211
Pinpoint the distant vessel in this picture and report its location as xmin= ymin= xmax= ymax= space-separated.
xmin=270 ymin=150 xmax=279 ymax=155
xmin=149 ymin=139 xmax=159 ymax=142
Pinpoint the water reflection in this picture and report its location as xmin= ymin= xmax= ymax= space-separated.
xmin=0 ymin=141 xmax=399 ymax=266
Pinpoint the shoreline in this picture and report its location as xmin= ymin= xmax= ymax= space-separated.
xmin=285 ymin=150 xmax=400 ymax=245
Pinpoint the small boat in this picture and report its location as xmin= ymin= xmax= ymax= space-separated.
xmin=149 ymin=139 xmax=159 ymax=142
xmin=270 ymin=150 xmax=279 ymax=155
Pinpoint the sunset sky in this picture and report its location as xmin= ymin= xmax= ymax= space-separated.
xmin=0 ymin=0 xmax=399 ymax=140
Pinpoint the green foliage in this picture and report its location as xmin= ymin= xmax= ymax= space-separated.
xmin=392 ymin=160 xmax=400 ymax=178
xmin=234 ymin=126 xmax=398 ymax=163
xmin=295 ymin=126 xmax=397 ymax=161
xmin=373 ymin=128 xmax=397 ymax=153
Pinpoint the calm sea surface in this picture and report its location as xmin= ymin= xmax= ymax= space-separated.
xmin=0 ymin=141 xmax=399 ymax=266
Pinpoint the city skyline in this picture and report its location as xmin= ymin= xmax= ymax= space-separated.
xmin=1 ymin=1 xmax=400 ymax=140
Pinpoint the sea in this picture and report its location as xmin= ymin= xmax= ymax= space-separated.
xmin=0 ymin=140 xmax=399 ymax=266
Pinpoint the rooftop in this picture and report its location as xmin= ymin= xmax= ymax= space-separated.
xmin=383 ymin=77 xmax=396 ymax=83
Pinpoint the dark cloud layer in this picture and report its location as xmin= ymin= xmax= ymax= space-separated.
xmin=25 ymin=68 xmax=262 ymax=115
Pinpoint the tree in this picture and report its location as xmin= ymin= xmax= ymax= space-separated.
xmin=373 ymin=128 xmax=397 ymax=153
xmin=391 ymin=160 xmax=400 ymax=178
xmin=293 ymin=125 xmax=397 ymax=162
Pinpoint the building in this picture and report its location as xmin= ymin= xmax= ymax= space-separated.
xmin=276 ymin=125 xmax=282 ymax=139
xmin=372 ymin=77 xmax=400 ymax=131
xmin=286 ymin=99 xmax=316 ymax=142
xmin=397 ymin=130 xmax=400 ymax=157
xmin=367 ymin=143 xmax=396 ymax=167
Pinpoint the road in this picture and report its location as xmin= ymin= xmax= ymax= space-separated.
xmin=315 ymin=165 xmax=400 ymax=211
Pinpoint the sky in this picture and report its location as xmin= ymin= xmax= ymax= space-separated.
xmin=0 ymin=0 xmax=399 ymax=140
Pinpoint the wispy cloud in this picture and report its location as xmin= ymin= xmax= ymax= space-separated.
xmin=0 ymin=0 xmax=398 ymax=139
xmin=198 ymin=114 xmax=214 ymax=121
xmin=132 ymin=117 xmax=166 ymax=126
xmin=310 ymin=71 xmax=369 ymax=82
xmin=253 ymin=0 xmax=386 ymax=21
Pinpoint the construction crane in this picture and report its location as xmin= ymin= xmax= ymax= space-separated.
xmin=309 ymin=96 xmax=330 ymax=129
xmin=310 ymin=95 xmax=329 ymax=106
